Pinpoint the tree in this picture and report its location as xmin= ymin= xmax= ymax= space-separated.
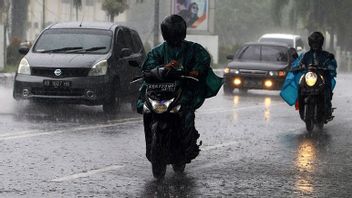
xmin=11 ymin=0 xmax=28 ymax=40
xmin=102 ymin=0 xmax=129 ymax=22
xmin=73 ymin=0 xmax=82 ymax=21
xmin=271 ymin=0 xmax=352 ymax=51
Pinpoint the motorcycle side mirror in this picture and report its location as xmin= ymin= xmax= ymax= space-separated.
xmin=18 ymin=41 xmax=32 ymax=55
xmin=120 ymin=48 xmax=133 ymax=58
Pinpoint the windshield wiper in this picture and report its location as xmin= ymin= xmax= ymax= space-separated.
xmin=67 ymin=46 xmax=107 ymax=53
xmin=38 ymin=47 xmax=83 ymax=53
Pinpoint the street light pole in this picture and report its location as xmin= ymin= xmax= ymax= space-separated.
xmin=153 ymin=0 xmax=159 ymax=46
xmin=42 ymin=0 xmax=45 ymax=29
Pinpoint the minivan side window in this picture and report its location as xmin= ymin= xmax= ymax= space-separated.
xmin=130 ymin=30 xmax=144 ymax=53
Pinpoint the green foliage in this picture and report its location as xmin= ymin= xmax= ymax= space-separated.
xmin=1 ymin=64 xmax=18 ymax=73
xmin=215 ymin=0 xmax=276 ymax=45
xmin=271 ymin=0 xmax=352 ymax=51
xmin=102 ymin=0 xmax=129 ymax=22
xmin=215 ymin=0 xmax=275 ymax=63
xmin=73 ymin=0 xmax=82 ymax=8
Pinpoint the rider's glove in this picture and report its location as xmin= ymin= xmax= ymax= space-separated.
xmin=164 ymin=60 xmax=180 ymax=69
xmin=188 ymin=70 xmax=199 ymax=78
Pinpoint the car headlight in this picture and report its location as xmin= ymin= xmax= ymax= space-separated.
xmin=224 ymin=67 xmax=230 ymax=74
xmin=224 ymin=67 xmax=239 ymax=74
xmin=305 ymin=72 xmax=318 ymax=87
xmin=88 ymin=60 xmax=108 ymax=76
xmin=149 ymin=98 xmax=174 ymax=114
xmin=17 ymin=58 xmax=31 ymax=75
xmin=269 ymin=71 xmax=277 ymax=76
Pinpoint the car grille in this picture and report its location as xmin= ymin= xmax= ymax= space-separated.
xmin=31 ymin=87 xmax=85 ymax=96
xmin=31 ymin=67 xmax=90 ymax=78
xmin=240 ymin=69 xmax=267 ymax=76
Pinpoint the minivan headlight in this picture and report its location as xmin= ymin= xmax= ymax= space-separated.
xmin=17 ymin=58 xmax=31 ymax=75
xmin=88 ymin=60 xmax=108 ymax=76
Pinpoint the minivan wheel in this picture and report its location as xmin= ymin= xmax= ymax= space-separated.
xmin=103 ymin=82 xmax=120 ymax=114
xmin=239 ymin=88 xmax=248 ymax=94
xmin=305 ymin=119 xmax=314 ymax=132
xmin=223 ymin=85 xmax=233 ymax=95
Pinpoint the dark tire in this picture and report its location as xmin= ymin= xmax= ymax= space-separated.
xmin=239 ymin=88 xmax=248 ymax=94
xmin=103 ymin=81 xmax=120 ymax=114
xmin=130 ymin=98 xmax=137 ymax=113
xmin=150 ymin=128 xmax=166 ymax=179
xmin=223 ymin=85 xmax=233 ymax=95
xmin=172 ymin=163 xmax=186 ymax=173
xmin=305 ymin=119 xmax=314 ymax=132
xmin=152 ymin=162 xmax=167 ymax=179
xmin=317 ymin=122 xmax=324 ymax=130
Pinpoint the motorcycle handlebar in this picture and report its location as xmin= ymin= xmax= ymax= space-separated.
xmin=289 ymin=64 xmax=333 ymax=72
xmin=130 ymin=68 xmax=199 ymax=84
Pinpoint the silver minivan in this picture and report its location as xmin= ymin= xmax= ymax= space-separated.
xmin=258 ymin=33 xmax=305 ymax=52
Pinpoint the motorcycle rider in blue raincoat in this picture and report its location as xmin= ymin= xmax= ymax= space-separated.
xmin=280 ymin=32 xmax=337 ymax=117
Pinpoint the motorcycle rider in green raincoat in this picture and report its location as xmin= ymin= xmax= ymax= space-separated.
xmin=136 ymin=15 xmax=223 ymax=163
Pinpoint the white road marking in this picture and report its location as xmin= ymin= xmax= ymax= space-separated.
xmin=198 ymin=103 xmax=286 ymax=115
xmin=51 ymin=165 xmax=124 ymax=182
xmin=202 ymin=141 xmax=239 ymax=151
xmin=0 ymin=117 xmax=142 ymax=140
xmin=0 ymin=103 xmax=283 ymax=140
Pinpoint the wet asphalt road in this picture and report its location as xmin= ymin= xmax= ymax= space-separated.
xmin=0 ymin=74 xmax=352 ymax=197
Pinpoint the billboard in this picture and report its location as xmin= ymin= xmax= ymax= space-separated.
xmin=172 ymin=0 xmax=209 ymax=31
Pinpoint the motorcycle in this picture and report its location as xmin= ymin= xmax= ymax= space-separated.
xmin=291 ymin=64 xmax=335 ymax=132
xmin=131 ymin=66 xmax=199 ymax=179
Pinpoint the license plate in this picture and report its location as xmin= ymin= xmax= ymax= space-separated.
xmin=43 ymin=80 xmax=72 ymax=88
xmin=147 ymin=83 xmax=176 ymax=92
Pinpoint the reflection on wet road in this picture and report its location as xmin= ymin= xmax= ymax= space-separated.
xmin=0 ymin=74 xmax=352 ymax=196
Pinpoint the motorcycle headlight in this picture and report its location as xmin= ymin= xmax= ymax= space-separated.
xmin=149 ymin=98 xmax=174 ymax=114
xmin=17 ymin=58 xmax=31 ymax=75
xmin=305 ymin=72 xmax=318 ymax=87
xmin=88 ymin=60 xmax=108 ymax=76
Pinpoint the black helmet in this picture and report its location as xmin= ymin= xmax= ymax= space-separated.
xmin=308 ymin=31 xmax=324 ymax=51
xmin=161 ymin=15 xmax=187 ymax=47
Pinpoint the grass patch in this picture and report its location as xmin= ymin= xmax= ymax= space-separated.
xmin=0 ymin=65 xmax=17 ymax=73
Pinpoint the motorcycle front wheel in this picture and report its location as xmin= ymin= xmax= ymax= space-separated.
xmin=172 ymin=163 xmax=186 ymax=173
xmin=317 ymin=122 xmax=324 ymax=130
xmin=151 ymin=129 xmax=166 ymax=179
xmin=305 ymin=119 xmax=314 ymax=132
xmin=152 ymin=162 xmax=166 ymax=179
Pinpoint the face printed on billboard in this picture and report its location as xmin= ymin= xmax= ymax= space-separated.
xmin=173 ymin=0 xmax=208 ymax=31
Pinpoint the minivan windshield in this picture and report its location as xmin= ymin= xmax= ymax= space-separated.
xmin=239 ymin=45 xmax=288 ymax=63
xmin=33 ymin=28 xmax=112 ymax=54
xmin=259 ymin=38 xmax=294 ymax=48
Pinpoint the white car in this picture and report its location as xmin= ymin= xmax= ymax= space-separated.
xmin=258 ymin=33 xmax=305 ymax=52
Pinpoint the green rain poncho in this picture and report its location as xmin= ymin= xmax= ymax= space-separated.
xmin=137 ymin=40 xmax=223 ymax=113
